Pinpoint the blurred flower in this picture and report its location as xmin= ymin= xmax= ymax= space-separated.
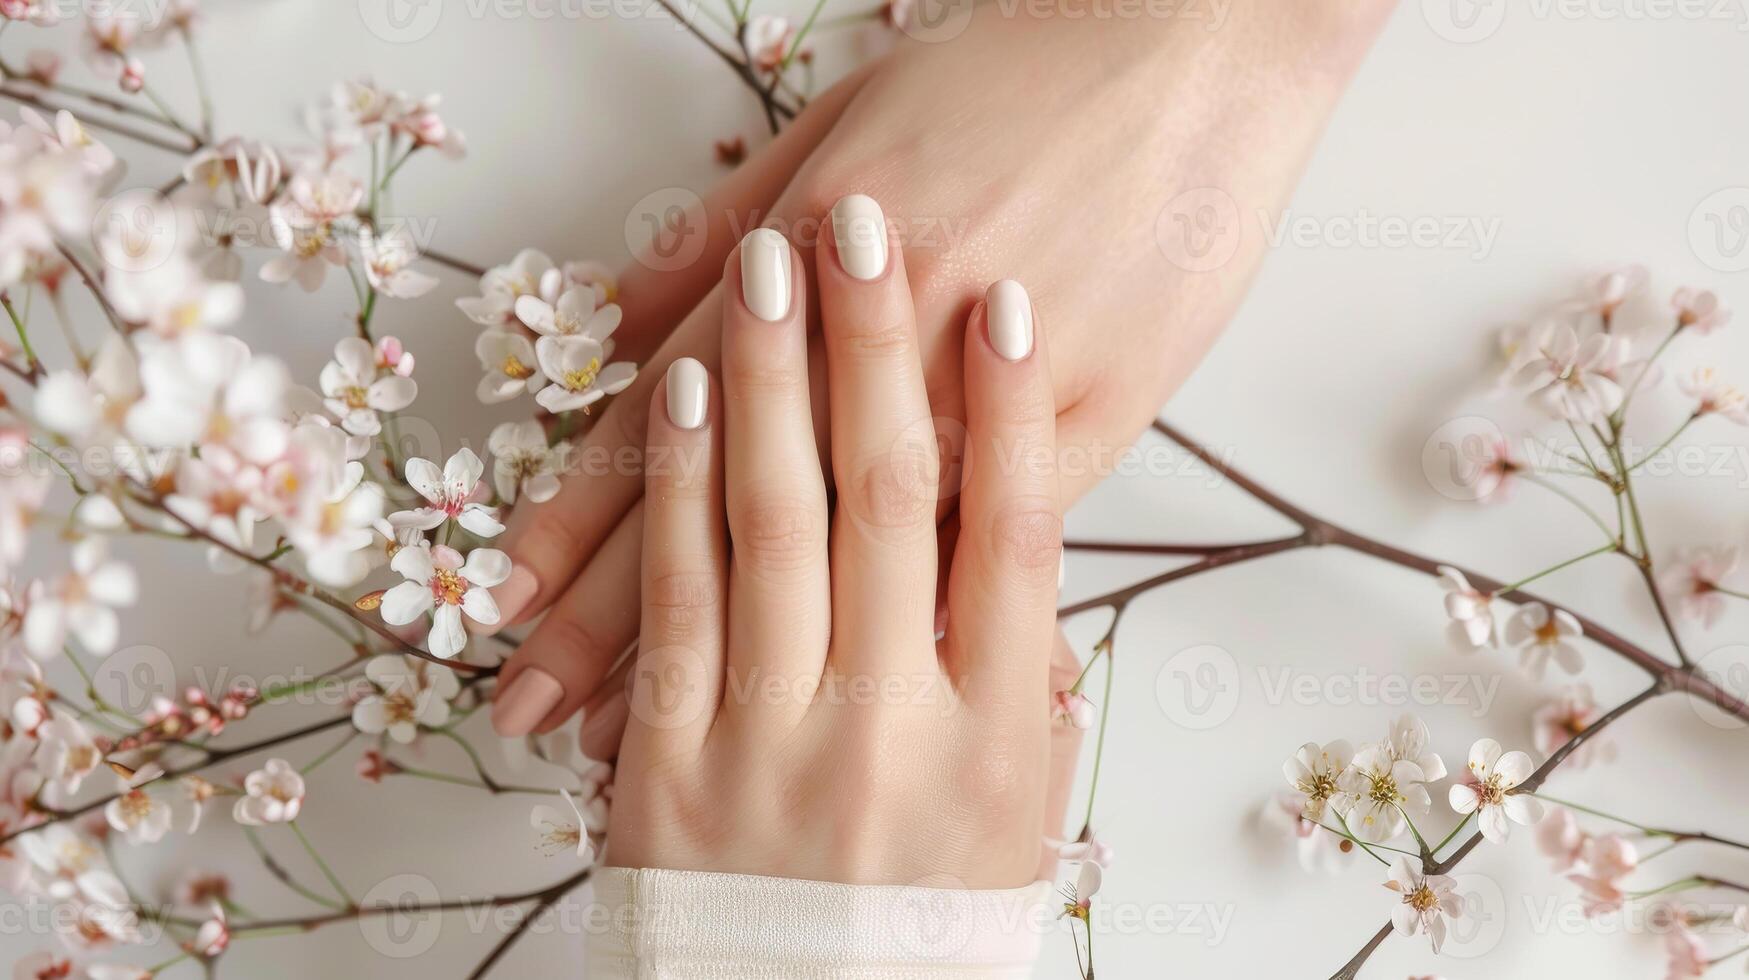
xmin=104 ymin=786 xmax=172 ymax=845
xmin=456 ymin=249 xmax=554 ymax=327
xmin=188 ymin=901 xmax=228 ymax=958
xmin=531 ymin=788 xmax=595 ymax=861
xmin=1567 ymin=834 xmax=1637 ymax=916
xmin=1384 ymin=856 xmax=1460 ymax=953
xmin=1535 ymin=806 xmax=1586 ymax=872
xmin=1532 ymin=685 xmax=1614 ymax=768
xmin=360 ymin=225 xmax=438 ymax=299
xmin=1659 ymin=546 xmax=1740 ymax=628
xmin=1054 ymin=828 xmax=1113 ymax=869
xmin=1672 ymin=287 xmax=1730 ymax=335
xmin=1513 ymin=324 xmax=1626 ymax=424
xmin=127 ymin=334 xmax=290 ymax=465
xmin=1437 ymin=566 xmax=1497 ymax=649
xmin=1261 ymin=791 xmax=1345 ymax=874
xmin=231 ymin=758 xmax=303 ymax=825
xmin=745 ymin=15 xmax=799 ymax=73
xmin=1051 ymin=689 xmax=1095 ymax=730
xmin=375 ymin=336 xmax=414 ymax=377
xmin=23 ymin=537 xmax=136 ymax=659
xmin=1678 ymin=367 xmax=1748 ymax=425
xmin=489 ymin=420 xmax=561 ymax=505
xmin=1449 ymin=737 xmax=1542 ymax=843
xmin=1504 ymin=602 xmax=1583 ymax=679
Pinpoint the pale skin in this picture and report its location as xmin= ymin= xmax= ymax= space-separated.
xmin=488 ymin=1 xmax=1395 ymax=868
xmin=609 ymin=217 xmax=1058 ymax=886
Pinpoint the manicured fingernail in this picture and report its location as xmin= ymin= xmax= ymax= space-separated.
xmin=666 ymin=357 xmax=708 ymax=430
xmin=986 ymin=279 xmax=1034 ymax=361
xmin=492 ymin=668 xmax=564 ymax=737
xmin=830 ymin=194 xmax=887 ymax=281
xmin=488 ymin=565 xmax=539 ymax=628
xmin=740 ymin=228 xmax=790 ymax=321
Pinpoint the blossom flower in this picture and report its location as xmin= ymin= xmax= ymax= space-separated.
xmin=0 ymin=141 xmax=90 ymax=286
xmin=1449 ymin=737 xmax=1542 ymax=843
xmin=1678 ymin=367 xmax=1748 ymax=425
xmin=232 ymin=758 xmax=304 ymax=825
xmin=1672 ymin=287 xmax=1730 ymax=334
xmin=1262 ymin=791 xmax=1344 ymax=874
xmin=164 ymin=450 xmax=265 ymax=568
xmin=514 ymin=285 xmax=622 ymax=342
xmin=189 ymin=901 xmax=229 ymax=958
xmin=745 ymin=15 xmax=801 ymax=72
xmin=388 ymin=449 xmax=504 ymax=537
xmin=1054 ymin=829 xmax=1114 ymax=868
xmin=533 ymin=335 xmax=636 ymax=414
xmin=320 ymin=336 xmax=418 ymax=436
xmin=531 ymin=788 xmax=596 ymax=861
xmin=1059 ymin=860 xmax=1101 ymax=923
xmin=106 ymin=253 xmax=244 ymax=340
xmin=1282 ymin=739 xmax=1352 ymax=822
xmin=1384 ymin=856 xmax=1461 ymax=953
xmin=1503 ymin=602 xmax=1583 ymax=679
xmin=23 ymin=537 xmax=137 ymax=658
xmin=18 ymin=823 xmax=102 ymax=899
xmin=260 ymin=171 xmax=360 ymax=290
xmin=1051 ymin=689 xmax=1095 ymax=730
xmin=1567 ymin=834 xmax=1637 ymax=916
xmin=0 ymin=444 xmax=49 ymax=565
xmin=1532 ymin=685 xmax=1615 ymax=768
xmin=1461 ymin=435 xmax=1522 ymax=504
xmin=127 ymin=334 xmax=290 ymax=465
xmin=290 ymin=478 xmax=384 ymax=589
xmin=104 ymin=785 xmax=173 ymax=845
xmin=350 ymin=654 xmax=460 ymax=743
xmin=1535 ymin=806 xmax=1586 ymax=872
xmin=1337 ymin=743 xmax=1433 ymax=842
xmin=32 ymin=335 xmax=140 ymax=452
xmin=1380 ymin=714 xmax=1447 ymax=783
xmin=392 ymin=94 xmax=466 ymax=158
xmin=19 ymin=108 xmax=115 ymax=177
xmin=181 ymin=776 xmax=215 ymax=833
xmin=360 ymin=225 xmax=438 ymax=299
xmin=1659 ymin=546 xmax=1740 ymax=628
xmin=456 ymin=249 xmax=555 ymax=326
xmin=1663 ymin=918 xmax=1707 ymax=979
xmin=183 ymin=137 xmax=281 ymax=204
xmin=1513 ymin=323 xmax=1627 ymax=424
xmin=474 ymin=330 xmax=544 ymax=403
xmin=1437 ymin=565 xmax=1497 ymax=649
xmin=375 ymin=336 xmax=414 ymax=377
xmin=489 ymin=420 xmax=562 ymax=505
xmin=380 ymin=543 xmax=510 ymax=660
xmin=34 ymin=709 xmax=103 ymax=803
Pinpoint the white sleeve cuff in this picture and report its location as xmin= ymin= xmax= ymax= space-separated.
xmin=587 ymin=867 xmax=1055 ymax=979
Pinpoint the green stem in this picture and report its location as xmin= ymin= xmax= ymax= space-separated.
xmin=1520 ymin=473 xmax=1617 ymax=545
xmin=2 ymin=292 xmax=39 ymax=374
xmin=1626 ymin=414 xmax=1698 ymax=474
xmin=289 ymin=822 xmax=355 ymax=907
xmin=1495 ymin=542 xmax=1617 ymax=594
xmin=243 ymin=825 xmax=344 ymax=912
xmin=1079 ymin=618 xmax=1122 ymax=830
xmin=779 ymin=0 xmax=828 ymax=72
xmin=1429 ymin=811 xmax=1475 ymax=857
xmin=300 ymin=732 xmax=357 ymax=775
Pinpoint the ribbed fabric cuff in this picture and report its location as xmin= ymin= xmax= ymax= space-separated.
xmin=587 ymin=867 xmax=1055 ymax=979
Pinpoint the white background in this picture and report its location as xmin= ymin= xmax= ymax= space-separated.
xmin=7 ymin=0 xmax=1749 ymax=977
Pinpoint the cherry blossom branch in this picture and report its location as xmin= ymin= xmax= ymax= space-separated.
xmin=651 ymin=0 xmax=799 ymax=123
xmin=1328 ymin=683 xmax=1661 ymax=979
xmin=0 ymin=84 xmax=198 ymax=154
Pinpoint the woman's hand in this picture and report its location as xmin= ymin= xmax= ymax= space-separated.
xmin=605 ymin=202 xmax=1059 ymax=886
xmin=488 ymin=1 xmax=1394 ymax=743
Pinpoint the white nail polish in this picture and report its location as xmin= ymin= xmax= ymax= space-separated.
xmin=987 ymin=279 xmax=1034 ymax=361
xmin=830 ymin=194 xmax=888 ymax=281
xmin=740 ymin=228 xmax=790 ymax=322
xmin=666 ymin=357 xmax=707 ymax=430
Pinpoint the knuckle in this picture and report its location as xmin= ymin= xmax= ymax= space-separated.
xmin=537 ymin=612 xmax=612 ymax=667
xmin=845 ymin=446 xmax=938 ymax=531
xmin=733 ymin=494 xmax=826 ymax=572
xmin=643 ymin=563 xmax=721 ymax=637
xmin=988 ymin=500 xmax=1063 ymax=575
xmin=646 ymin=444 xmax=711 ymax=499
xmin=726 ymin=359 xmax=806 ymax=398
xmin=837 ymin=318 xmax=915 ymax=358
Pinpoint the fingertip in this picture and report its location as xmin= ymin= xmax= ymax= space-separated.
xmin=483 ymin=564 xmax=539 ymax=632
xmin=984 ymin=279 xmax=1035 ymax=362
xmin=828 ymin=193 xmax=890 ymax=282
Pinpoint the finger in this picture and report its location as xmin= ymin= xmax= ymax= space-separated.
xmin=945 ymin=280 xmax=1061 ymax=706
xmin=612 ymin=61 xmax=880 ymax=363
xmin=578 ymin=655 xmax=633 ymax=762
xmin=720 ymin=229 xmax=831 ymax=698
xmin=816 ymin=194 xmax=940 ymax=675
xmin=490 ymin=292 xmax=722 ymax=630
xmin=490 ymin=500 xmax=644 ymax=737
xmin=622 ymin=358 xmax=728 ymax=758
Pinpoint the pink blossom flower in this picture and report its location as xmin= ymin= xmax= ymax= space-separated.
xmin=1567 ymin=834 xmax=1637 ymax=916
xmin=380 ymin=543 xmax=510 ymax=660
xmin=1437 ymin=566 xmax=1497 ymax=649
xmin=1672 ymin=287 xmax=1730 ymax=334
xmin=1678 ymin=367 xmax=1748 ymax=425
xmin=1586 ymin=265 xmax=1647 ymax=323
xmin=1513 ymin=324 xmax=1627 ymax=423
xmin=1659 ymin=546 xmax=1741 ymax=628
xmin=1532 ymin=685 xmax=1615 ymax=768
xmin=1535 ymin=806 xmax=1587 ymax=871
xmin=375 ymin=336 xmax=414 ymax=377
xmin=188 ymin=901 xmax=228 ymax=958
xmin=1051 ymin=689 xmax=1095 ymax=730
xmin=1503 ymin=602 xmax=1583 ymax=679
xmin=388 ymin=449 xmax=504 ymax=538
xmin=231 ymin=758 xmax=303 ymax=825
xmin=744 ymin=15 xmax=798 ymax=73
